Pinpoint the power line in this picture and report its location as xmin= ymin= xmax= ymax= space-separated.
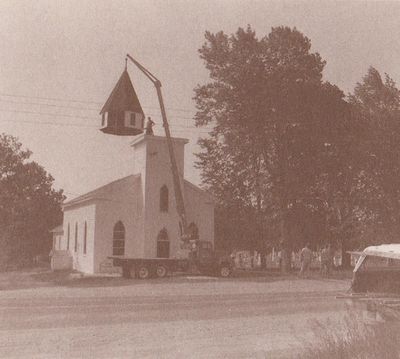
xmin=0 ymin=110 xmax=95 ymax=128
xmin=0 ymin=99 xmax=99 ymax=111
xmin=0 ymin=97 xmax=197 ymax=121
xmin=0 ymin=117 xmax=212 ymax=134
xmin=0 ymin=92 xmax=196 ymax=114
xmin=0 ymin=92 xmax=101 ymax=105
xmin=0 ymin=108 xmax=213 ymax=131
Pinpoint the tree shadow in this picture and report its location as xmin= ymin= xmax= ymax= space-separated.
xmin=0 ymin=267 xmax=333 ymax=291
xmin=29 ymin=270 xmax=135 ymax=288
xmin=0 ymin=267 xmax=135 ymax=290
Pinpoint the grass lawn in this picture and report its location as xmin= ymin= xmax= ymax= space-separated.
xmin=0 ymin=265 xmax=353 ymax=292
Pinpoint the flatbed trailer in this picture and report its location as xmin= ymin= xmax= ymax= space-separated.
xmin=109 ymin=256 xmax=189 ymax=279
xmin=109 ymin=252 xmax=234 ymax=280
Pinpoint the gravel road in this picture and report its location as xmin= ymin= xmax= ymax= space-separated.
xmin=0 ymin=272 xmax=349 ymax=358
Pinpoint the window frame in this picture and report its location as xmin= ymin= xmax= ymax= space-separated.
xmin=74 ymin=222 xmax=78 ymax=253
xmin=67 ymin=223 xmax=70 ymax=250
xmin=130 ymin=113 xmax=136 ymax=127
xmin=124 ymin=111 xmax=137 ymax=128
xmin=160 ymin=185 xmax=169 ymax=212
xmin=112 ymin=221 xmax=125 ymax=256
xmin=83 ymin=221 xmax=87 ymax=255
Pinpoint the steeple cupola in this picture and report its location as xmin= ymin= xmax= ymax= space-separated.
xmin=100 ymin=69 xmax=145 ymax=136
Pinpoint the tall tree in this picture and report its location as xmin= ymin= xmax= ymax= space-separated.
xmin=194 ymin=26 xmax=352 ymax=269
xmin=0 ymin=133 xmax=65 ymax=268
xmin=348 ymin=67 xmax=400 ymax=245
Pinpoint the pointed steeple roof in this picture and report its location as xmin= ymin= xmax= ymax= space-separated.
xmin=100 ymin=69 xmax=144 ymax=115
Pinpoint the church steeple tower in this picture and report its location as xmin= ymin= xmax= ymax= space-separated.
xmin=130 ymin=134 xmax=188 ymax=257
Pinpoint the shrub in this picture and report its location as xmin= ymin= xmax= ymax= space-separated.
xmin=302 ymin=311 xmax=400 ymax=358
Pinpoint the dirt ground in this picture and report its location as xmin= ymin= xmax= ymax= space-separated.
xmin=0 ymin=268 xmax=350 ymax=358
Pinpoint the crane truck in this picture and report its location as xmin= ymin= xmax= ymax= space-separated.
xmin=106 ymin=54 xmax=233 ymax=279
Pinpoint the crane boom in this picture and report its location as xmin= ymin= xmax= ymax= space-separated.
xmin=126 ymin=54 xmax=189 ymax=242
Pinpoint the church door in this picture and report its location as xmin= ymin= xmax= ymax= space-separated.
xmin=157 ymin=228 xmax=170 ymax=258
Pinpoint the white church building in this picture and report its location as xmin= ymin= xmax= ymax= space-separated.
xmin=57 ymin=134 xmax=214 ymax=274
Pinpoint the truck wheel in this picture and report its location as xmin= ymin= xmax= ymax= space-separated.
xmin=219 ymin=265 xmax=232 ymax=278
xmin=137 ymin=265 xmax=150 ymax=280
xmin=156 ymin=265 xmax=168 ymax=278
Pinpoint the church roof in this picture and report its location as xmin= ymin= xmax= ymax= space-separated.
xmin=131 ymin=134 xmax=189 ymax=147
xmin=100 ymin=69 xmax=144 ymax=115
xmin=183 ymin=180 xmax=214 ymax=204
xmin=63 ymin=174 xmax=141 ymax=209
xmin=63 ymin=175 xmax=213 ymax=209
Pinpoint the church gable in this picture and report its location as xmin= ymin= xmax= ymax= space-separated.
xmin=63 ymin=174 xmax=141 ymax=209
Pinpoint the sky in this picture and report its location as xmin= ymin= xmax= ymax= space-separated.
xmin=1 ymin=0 xmax=399 ymax=200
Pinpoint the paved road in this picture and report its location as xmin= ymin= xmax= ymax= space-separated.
xmin=0 ymin=275 xmax=349 ymax=358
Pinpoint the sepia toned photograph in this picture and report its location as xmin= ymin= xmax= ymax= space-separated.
xmin=1 ymin=1 xmax=400 ymax=358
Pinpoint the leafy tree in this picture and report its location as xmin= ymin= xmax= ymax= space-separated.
xmin=348 ymin=67 xmax=400 ymax=246
xmin=0 ymin=133 xmax=65 ymax=269
xmin=194 ymin=26 xmax=353 ymax=270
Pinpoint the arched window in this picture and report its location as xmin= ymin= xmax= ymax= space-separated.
xmin=160 ymin=185 xmax=169 ymax=212
xmin=157 ymin=228 xmax=170 ymax=258
xmin=83 ymin=221 xmax=87 ymax=255
xmin=74 ymin=223 xmax=78 ymax=252
xmin=67 ymin=223 xmax=70 ymax=250
xmin=188 ymin=222 xmax=199 ymax=240
xmin=113 ymin=221 xmax=125 ymax=256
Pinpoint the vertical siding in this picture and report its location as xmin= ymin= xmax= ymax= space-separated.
xmin=143 ymin=138 xmax=186 ymax=258
xmin=62 ymin=204 xmax=96 ymax=273
xmin=93 ymin=177 xmax=144 ymax=272
xmin=61 ymin=136 xmax=214 ymax=273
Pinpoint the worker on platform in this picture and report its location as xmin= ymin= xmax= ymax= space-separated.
xmin=145 ymin=117 xmax=155 ymax=135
